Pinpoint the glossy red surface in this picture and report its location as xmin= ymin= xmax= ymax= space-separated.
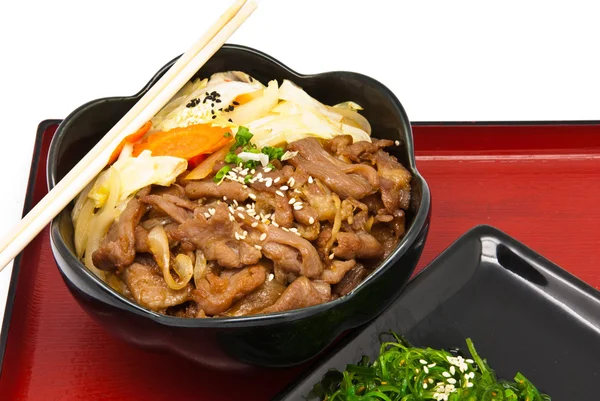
xmin=1 ymin=122 xmax=599 ymax=400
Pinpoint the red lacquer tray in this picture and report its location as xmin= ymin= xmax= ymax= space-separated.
xmin=2 ymin=120 xmax=600 ymax=400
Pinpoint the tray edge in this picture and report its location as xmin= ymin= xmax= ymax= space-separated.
xmin=0 ymin=119 xmax=63 ymax=376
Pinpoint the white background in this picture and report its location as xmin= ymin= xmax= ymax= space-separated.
xmin=0 ymin=0 xmax=599 ymax=332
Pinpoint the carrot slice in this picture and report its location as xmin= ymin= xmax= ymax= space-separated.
xmin=132 ymin=124 xmax=233 ymax=160
xmin=109 ymin=121 xmax=152 ymax=164
xmin=187 ymin=154 xmax=207 ymax=170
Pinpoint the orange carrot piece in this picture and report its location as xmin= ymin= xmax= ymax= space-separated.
xmin=132 ymin=124 xmax=233 ymax=160
xmin=109 ymin=121 xmax=152 ymax=164
xmin=187 ymin=154 xmax=207 ymax=170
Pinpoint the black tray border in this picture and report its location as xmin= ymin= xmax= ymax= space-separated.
xmin=273 ymin=224 xmax=600 ymax=400
xmin=1 ymin=118 xmax=599 ymax=378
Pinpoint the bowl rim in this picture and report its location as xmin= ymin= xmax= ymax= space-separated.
xmin=48 ymin=43 xmax=431 ymax=328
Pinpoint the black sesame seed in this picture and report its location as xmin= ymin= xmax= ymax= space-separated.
xmin=211 ymin=110 xmax=215 ymax=115
xmin=249 ymin=77 xmax=254 ymax=82
xmin=233 ymin=101 xmax=239 ymax=106
xmin=216 ymin=99 xmax=222 ymax=103
xmin=212 ymin=115 xmax=217 ymax=119
xmin=228 ymin=118 xmax=233 ymax=123
xmin=211 ymin=103 xmax=215 ymax=107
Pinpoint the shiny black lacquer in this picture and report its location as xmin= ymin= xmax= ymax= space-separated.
xmin=47 ymin=44 xmax=431 ymax=369
xmin=274 ymin=225 xmax=600 ymax=400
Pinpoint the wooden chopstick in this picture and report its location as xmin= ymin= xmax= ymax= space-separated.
xmin=0 ymin=0 xmax=258 ymax=271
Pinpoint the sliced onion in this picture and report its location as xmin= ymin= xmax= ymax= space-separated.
xmin=281 ymin=150 xmax=298 ymax=161
xmin=147 ymin=225 xmax=193 ymax=290
xmin=327 ymin=105 xmax=372 ymax=135
xmin=185 ymin=144 xmax=230 ymax=180
xmin=71 ymin=180 xmax=95 ymax=224
xmin=237 ymin=151 xmax=269 ymax=167
xmin=194 ymin=249 xmax=207 ymax=288
xmin=229 ymin=80 xmax=279 ymax=126
xmin=73 ymin=198 xmax=95 ymax=259
xmin=147 ymin=225 xmax=171 ymax=274
xmin=83 ymin=167 xmax=121 ymax=281
xmin=170 ymin=254 xmax=194 ymax=290
xmin=325 ymin=194 xmax=342 ymax=253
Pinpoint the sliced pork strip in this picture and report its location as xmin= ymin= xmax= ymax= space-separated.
xmin=192 ymin=264 xmax=267 ymax=315
xmin=259 ymin=276 xmax=331 ymax=314
xmin=92 ymin=197 xmax=148 ymax=271
xmin=122 ymin=263 xmax=192 ymax=311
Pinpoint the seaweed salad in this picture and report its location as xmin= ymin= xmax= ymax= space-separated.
xmin=310 ymin=334 xmax=550 ymax=401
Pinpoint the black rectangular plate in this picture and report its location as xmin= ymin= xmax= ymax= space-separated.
xmin=274 ymin=225 xmax=600 ymax=401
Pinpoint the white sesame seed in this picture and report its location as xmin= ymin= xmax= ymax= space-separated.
xmin=276 ymin=190 xmax=284 ymax=197
xmin=294 ymin=204 xmax=303 ymax=210
xmin=229 ymin=214 xmax=235 ymax=222
xmin=447 ymin=378 xmax=456 ymax=384
xmin=259 ymin=233 xmax=267 ymax=241
xmin=264 ymin=213 xmax=272 ymax=219
xmin=237 ymin=213 xmax=245 ymax=219
xmin=237 ymin=206 xmax=245 ymax=211
xmin=254 ymin=245 xmax=262 ymax=251
xmin=288 ymin=177 xmax=295 ymax=186
xmin=272 ymin=222 xmax=279 ymax=227
xmin=465 ymin=359 xmax=474 ymax=364
xmin=265 ymin=178 xmax=273 ymax=188
xmin=223 ymin=196 xmax=227 ymax=201
xmin=442 ymin=372 xmax=451 ymax=378
xmin=308 ymin=176 xmax=314 ymax=184
xmin=428 ymin=363 xmax=436 ymax=368
xmin=282 ymin=227 xmax=289 ymax=232
xmin=274 ymin=177 xmax=281 ymax=183
xmin=415 ymin=368 xmax=420 ymax=374
xmin=208 ymin=208 xmax=215 ymax=216
xmin=279 ymin=185 xmax=288 ymax=190
xmin=288 ymin=198 xmax=296 ymax=204
xmin=234 ymin=232 xmax=240 ymax=240
xmin=289 ymin=227 xmax=299 ymax=233
xmin=328 ymin=253 xmax=334 ymax=260
xmin=250 ymin=169 xmax=256 ymax=174
xmin=242 ymin=230 xmax=248 ymax=236
xmin=294 ymin=189 xmax=301 ymax=194
xmin=394 ymin=140 xmax=400 ymax=146
xmin=203 ymin=212 xmax=211 ymax=219
xmin=264 ymin=168 xmax=272 ymax=173
xmin=251 ymin=222 xmax=258 ymax=227
xmin=428 ymin=378 xmax=434 ymax=384
xmin=309 ymin=217 xmax=315 ymax=224
xmin=242 ymin=184 xmax=248 ymax=189
xmin=247 ymin=210 xmax=256 ymax=216
xmin=424 ymin=366 xmax=429 ymax=374
xmin=449 ymin=366 xmax=455 ymax=375
xmin=420 ymin=359 xmax=428 ymax=365
xmin=267 ymin=273 xmax=274 ymax=281
xmin=466 ymin=382 xmax=473 ymax=388
xmin=249 ymin=193 xmax=257 ymax=200
xmin=423 ymin=383 xmax=428 ymax=389
xmin=240 ymin=168 xmax=249 ymax=175
xmin=233 ymin=199 xmax=238 ymax=206
xmin=468 ymin=372 xmax=475 ymax=379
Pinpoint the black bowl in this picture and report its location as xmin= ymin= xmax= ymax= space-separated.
xmin=47 ymin=44 xmax=431 ymax=369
